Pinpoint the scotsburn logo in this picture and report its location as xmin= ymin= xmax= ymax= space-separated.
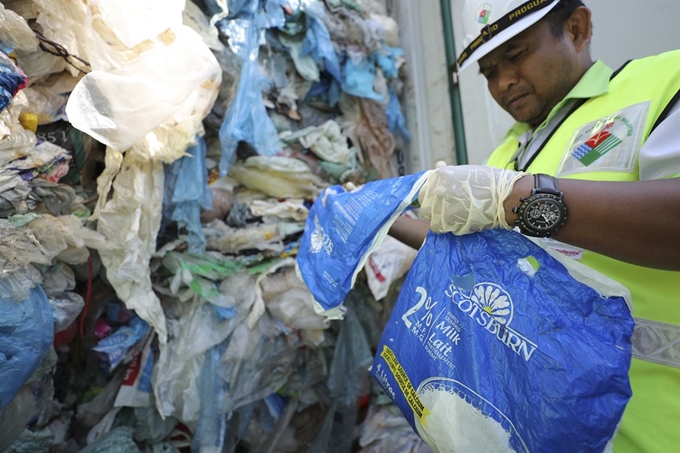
xmin=477 ymin=3 xmax=492 ymax=24
xmin=310 ymin=215 xmax=333 ymax=255
xmin=446 ymin=282 xmax=538 ymax=362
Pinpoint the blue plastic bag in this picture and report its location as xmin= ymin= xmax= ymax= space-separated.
xmin=302 ymin=2 xmax=341 ymax=81
xmin=163 ymin=138 xmax=213 ymax=254
xmin=0 ymin=285 xmax=54 ymax=408
xmin=340 ymin=53 xmax=384 ymax=101
xmin=296 ymin=171 xmax=430 ymax=317
xmin=372 ymin=229 xmax=634 ymax=452
xmin=218 ymin=16 xmax=282 ymax=176
xmin=92 ymin=316 xmax=150 ymax=372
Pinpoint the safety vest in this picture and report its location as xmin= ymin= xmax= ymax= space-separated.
xmin=486 ymin=50 xmax=680 ymax=453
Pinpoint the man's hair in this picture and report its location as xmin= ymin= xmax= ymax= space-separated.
xmin=545 ymin=0 xmax=587 ymax=37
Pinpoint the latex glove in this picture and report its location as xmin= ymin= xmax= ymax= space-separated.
xmin=418 ymin=163 xmax=527 ymax=235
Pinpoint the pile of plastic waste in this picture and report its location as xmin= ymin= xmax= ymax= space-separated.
xmin=0 ymin=0 xmax=427 ymax=451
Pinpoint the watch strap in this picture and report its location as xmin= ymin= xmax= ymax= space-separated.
xmin=533 ymin=173 xmax=561 ymax=196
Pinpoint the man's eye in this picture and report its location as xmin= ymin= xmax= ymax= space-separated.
xmin=482 ymin=70 xmax=496 ymax=80
xmin=509 ymin=50 xmax=525 ymax=61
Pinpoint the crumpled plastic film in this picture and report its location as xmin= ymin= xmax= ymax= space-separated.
xmin=228 ymin=155 xmax=328 ymax=199
xmin=0 ymin=3 xmax=40 ymax=54
xmin=93 ymin=147 xmax=168 ymax=343
xmin=66 ymin=25 xmax=221 ymax=153
xmin=154 ymin=272 xmax=257 ymax=420
xmin=218 ymin=19 xmax=282 ymax=175
xmin=279 ymin=120 xmax=351 ymax=164
xmin=164 ymin=138 xmax=213 ymax=254
xmin=27 ymin=214 xmax=112 ymax=265
xmin=0 ymin=285 xmax=54 ymax=409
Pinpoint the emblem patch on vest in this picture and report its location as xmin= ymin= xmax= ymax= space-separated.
xmin=557 ymin=101 xmax=650 ymax=176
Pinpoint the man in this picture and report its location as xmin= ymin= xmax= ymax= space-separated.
xmin=390 ymin=0 xmax=680 ymax=451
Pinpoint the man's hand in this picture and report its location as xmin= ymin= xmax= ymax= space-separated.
xmin=418 ymin=163 xmax=527 ymax=235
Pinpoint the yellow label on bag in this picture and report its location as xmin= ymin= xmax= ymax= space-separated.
xmin=381 ymin=344 xmax=432 ymax=427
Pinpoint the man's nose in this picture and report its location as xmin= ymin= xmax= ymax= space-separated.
xmin=497 ymin=65 xmax=519 ymax=93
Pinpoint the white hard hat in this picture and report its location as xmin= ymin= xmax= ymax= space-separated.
xmin=458 ymin=0 xmax=561 ymax=72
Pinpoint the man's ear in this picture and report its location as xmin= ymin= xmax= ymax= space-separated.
xmin=565 ymin=6 xmax=592 ymax=52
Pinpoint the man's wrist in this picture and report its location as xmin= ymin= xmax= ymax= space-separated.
xmin=503 ymin=174 xmax=533 ymax=227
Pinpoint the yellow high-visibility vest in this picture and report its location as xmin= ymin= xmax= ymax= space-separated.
xmin=486 ymin=50 xmax=680 ymax=453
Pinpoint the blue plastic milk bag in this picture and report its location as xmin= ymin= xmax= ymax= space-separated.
xmin=296 ymin=171 xmax=430 ymax=318
xmin=372 ymin=229 xmax=634 ymax=453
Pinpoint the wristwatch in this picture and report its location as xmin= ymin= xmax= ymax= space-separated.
xmin=513 ymin=174 xmax=567 ymax=238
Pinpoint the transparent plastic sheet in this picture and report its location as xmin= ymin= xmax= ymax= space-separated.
xmin=79 ymin=426 xmax=142 ymax=453
xmin=0 ymin=285 xmax=54 ymax=408
xmin=163 ymin=137 xmax=213 ymax=254
xmin=21 ymin=86 xmax=68 ymax=125
xmin=133 ymin=405 xmax=179 ymax=444
xmin=39 ymin=261 xmax=76 ymax=296
xmin=358 ymin=404 xmax=431 ymax=453
xmin=192 ymin=339 xmax=230 ymax=453
xmin=74 ymin=368 xmax=127 ymax=440
xmin=93 ymin=147 xmax=168 ymax=345
xmin=308 ymin=298 xmax=372 ymax=453
xmin=0 ymin=3 xmax=39 ymax=54
xmin=27 ymin=214 xmax=111 ymax=265
xmin=216 ymin=314 xmax=296 ymax=414
xmin=60 ymin=0 xmax=222 ymax=154
xmin=48 ymin=291 xmax=85 ymax=332
xmin=0 ymin=265 xmax=42 ymax=302
xmin=0 ymin=347 xmax=57 ymax=449
xmin=0 ymin=91 xmax=36 ymax=155
xmin=154 ymin=273 xmax=258 ymax=420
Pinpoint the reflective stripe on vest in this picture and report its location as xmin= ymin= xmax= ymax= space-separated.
xmin=632 ymin=317 xmax=680 ymax=368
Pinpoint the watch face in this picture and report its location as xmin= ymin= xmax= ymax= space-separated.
xmin=519 ymin=194 xmax=567 ymax=237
